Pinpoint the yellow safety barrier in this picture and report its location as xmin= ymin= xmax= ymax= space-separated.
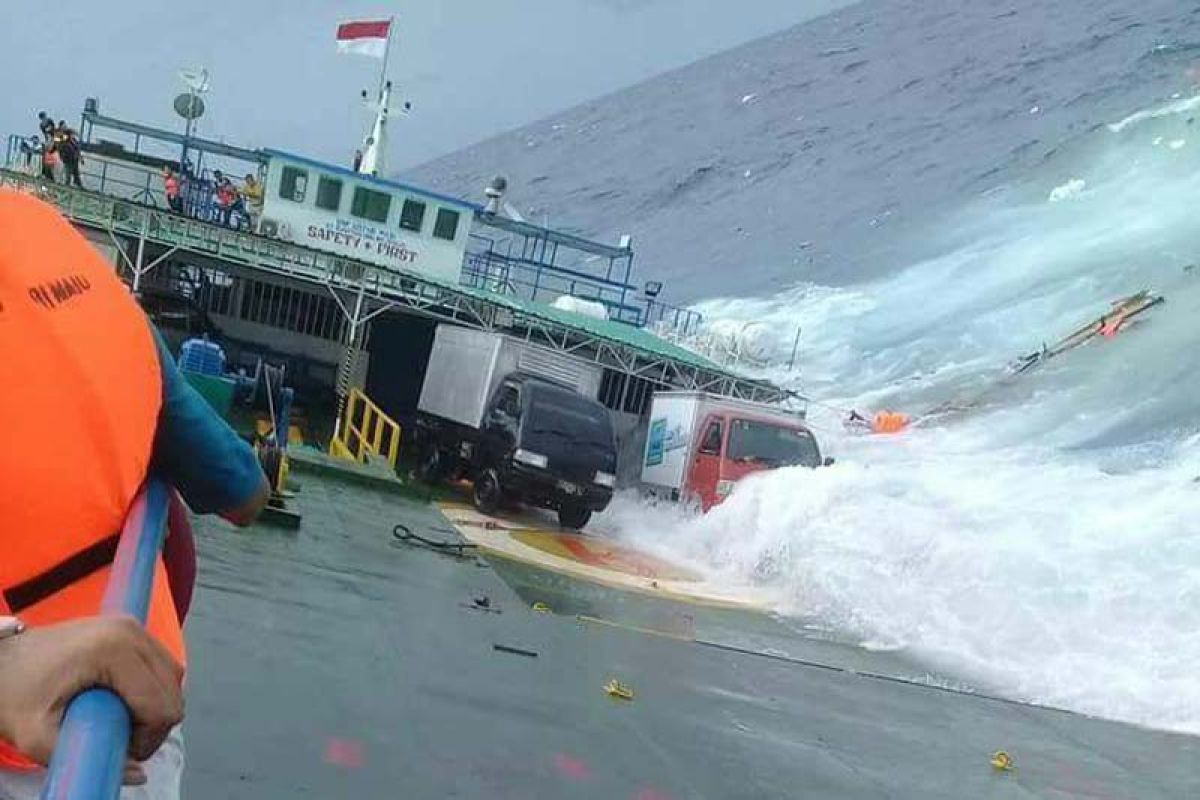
xmin=329 ymin=387 xmax=401 ymax=469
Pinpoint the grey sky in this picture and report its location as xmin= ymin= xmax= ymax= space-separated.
xmin=3 ymin=1 xmax=853 ymax=170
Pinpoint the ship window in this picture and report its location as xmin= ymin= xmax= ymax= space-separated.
xmin=699 ymin=420 xmax=724 ymax=456
xmin=399 ymin=199 xmax=426 ymax=232
xmin=351 ymin=187 xmax=391 ymax=223
xmin=433 ymin=208 xmax=460 ymax=241
xmin=315 ymin=177 xmax=343 ymax=211
xmin=279 ymin=166 xmax=307 ymax=202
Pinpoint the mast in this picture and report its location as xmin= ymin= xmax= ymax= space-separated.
xmin=378 ymin=16 xmax=393 ymax=100
xmin=358 ymin=17 xmax=394 ymax=177
xmin=359 ymin=82 xmax=391 ymax=177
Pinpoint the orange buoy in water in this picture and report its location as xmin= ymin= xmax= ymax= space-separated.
xmin=872 ymin=410 xmax=910 ymax=434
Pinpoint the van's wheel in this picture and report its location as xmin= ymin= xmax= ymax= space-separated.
xmin=557 ymin=501 xmax=592 ymax=530
xmin=416 ymin=447 xmax=444 ymax=485
xmin=473 ymin=468 xmax=503 ymax=515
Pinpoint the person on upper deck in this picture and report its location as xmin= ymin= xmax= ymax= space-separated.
xmin=53 ymin=123 xmax=83 ymax=189
xmin=36 ymin=112 xmax=55 ymax=142
xmin=212 ymin=171 xmax=238 ymax=227
xmin=18 ymin=136 xmax=41 ymax=173
xmin=39 ymin=142 xmax=58 ymax=183
xmin=162 ymin=166 xmax=183 ymax=214
xmin=0 ymin=190 xmax=270 ymax=799
xmin=241 ymin=174 xmax=263 ymax=233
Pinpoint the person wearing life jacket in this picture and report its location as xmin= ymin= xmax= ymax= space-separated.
xmin=871 ymin=410 xmax=910 ymax=434
xmin=0 ymin=190 xmax=269 ymax=798
xmin=39 ymin=142 xmax=58 ymax=183
xmin=845 ymin=409 xmax=911 ymax=434
xmin=1097 ymin=310 xmax=1130 ymax=338
xmin=162 ymin=166 xmax=183 ymax=214
xmin=213 ymin=171 xmax=237 ymax=227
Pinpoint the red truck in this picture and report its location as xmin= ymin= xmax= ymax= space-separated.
xmin=641 ymin=391 xmax=828 ymax=512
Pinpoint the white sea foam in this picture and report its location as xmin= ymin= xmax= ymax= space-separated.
xmin=604 ymin=120 xmax=1200 ymax=732
xmin=1107 ymin=93 xmax=1200 ymax=133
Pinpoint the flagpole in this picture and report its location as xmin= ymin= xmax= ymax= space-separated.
xmin=378 ymin=16 xmax=394 ymax=99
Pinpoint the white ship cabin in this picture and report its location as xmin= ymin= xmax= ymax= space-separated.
xmin=259 ymin=149 xmax=478 ymax=284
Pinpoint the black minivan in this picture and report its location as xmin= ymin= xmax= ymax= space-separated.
xmin=473 ymin=374 xmax=617 ymax=529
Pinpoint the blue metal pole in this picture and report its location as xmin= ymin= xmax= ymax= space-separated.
xmin=40 ymin=478 xmax=172 ymax=800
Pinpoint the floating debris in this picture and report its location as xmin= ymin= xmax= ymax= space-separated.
xmin=493 ymin=643 xmax=538 ymax=658
xmin=462 ymin=594 xmax=501 ymax=614
xmin=604 ymin=678 xmax=635 ymax=701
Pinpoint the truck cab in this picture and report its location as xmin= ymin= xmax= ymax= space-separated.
xmin=641 ymin=391 xmax=826 ymax=513
xmin=688 ymin=412 xmax=823 ymax=511
xmin=474 ymin=375 xmax=617 ymax=528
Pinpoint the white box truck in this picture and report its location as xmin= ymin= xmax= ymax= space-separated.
xmin=641 ymin=391 xmax=828 ymax=512
xmin=415 ymin=325 xmax=616 ymax=528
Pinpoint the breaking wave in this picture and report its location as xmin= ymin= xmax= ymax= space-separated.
xmin=607 ymin=91 xmax=1200 ymax=733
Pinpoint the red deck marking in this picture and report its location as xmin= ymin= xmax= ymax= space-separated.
xmin=554 ymin=753 xmax=592 ymax=780
xmin=634 ymin=789 xmax=674 ymax=800
xmin=324 ymin=738 xmax=365 ymax=769
xmin=558 ymin=535 xmax=608 ymax=567
xmin=556 ymin=534 xmax=668 ymax=578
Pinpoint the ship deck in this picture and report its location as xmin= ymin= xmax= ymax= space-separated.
xmin=182 ymin=466 xmax=1199 ymax=798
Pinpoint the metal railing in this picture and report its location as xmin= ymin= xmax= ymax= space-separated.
xmin=329 ymin=387 xmax=401 ymax=468
xmin=462 ymin=248 xmax=703 ymax=337
xmin=4 ymin=139 xmax=706 ymax=339
xmin=2 ymin=144 xmax=253 ymax=229
xmin=642 ymin=297 xmax=703 ymax=338
xmin=461 ymin=250 xmax=644 ymax=324
xmin=1 ymin=166 xmax=785 ymax=402
xmin=41 ymin=479 xmax=172 ymax=800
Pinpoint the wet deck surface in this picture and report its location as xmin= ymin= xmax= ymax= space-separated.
xmin=183 ymin=474 xmax=1199 ymax=798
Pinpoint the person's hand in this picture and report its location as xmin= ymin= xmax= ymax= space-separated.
xmin=0 ymin=617 xmax=184 ymax=784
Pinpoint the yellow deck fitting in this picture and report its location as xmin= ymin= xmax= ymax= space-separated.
xmin=531 ymin=602 xmax=551 ymax=613
xmin=990 ymin=750 xmax=1014 ymax=772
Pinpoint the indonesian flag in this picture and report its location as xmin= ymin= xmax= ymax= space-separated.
xmin=336 ymin=19 xmax=391 ymax=58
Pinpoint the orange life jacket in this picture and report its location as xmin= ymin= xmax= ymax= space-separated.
xmin=872 ymin=410 xmax=911 ymax=434
xmin=0 ymin=189 xmax=186 ymax=771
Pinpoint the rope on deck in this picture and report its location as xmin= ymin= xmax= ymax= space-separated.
xmin=391 ymin=523 xmax=478 ymax=558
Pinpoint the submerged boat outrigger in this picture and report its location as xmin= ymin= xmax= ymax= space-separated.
xmin=849 ymin=289 xmax=1166 ymax=430
xmin=1010 ymin=289 xmax=1165 ymax=374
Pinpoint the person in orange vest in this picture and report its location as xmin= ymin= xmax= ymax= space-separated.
xmin=0 ymin=189 xmax=269 ymax=798
xmin=845 ymin=408 xmax=911 ymax=435
xmin=871 ymin=410 xmax=911 ymax=434
xmin=39 ymin=144 xmax=58 ymax=183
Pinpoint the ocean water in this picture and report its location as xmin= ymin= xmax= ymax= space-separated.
xmin=408 ymin=0 xmax=1200 ymax=299
xmin=608 ymin=94 xmax=1200 ymax=732
xmin=410 ymin=1 xmax=1200 ymax=732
